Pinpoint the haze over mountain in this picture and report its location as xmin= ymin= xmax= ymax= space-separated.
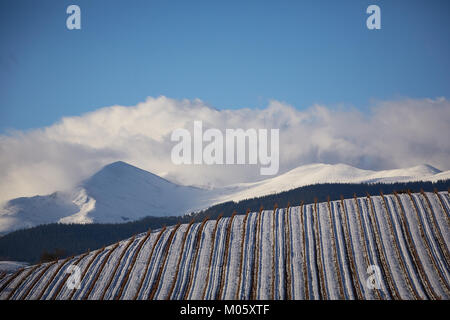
xmin=0 ymin=161 xmax=448 ymax=235
xmin=0 ymin=162 xmax=215 ymax=235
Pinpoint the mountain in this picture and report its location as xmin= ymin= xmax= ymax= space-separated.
xmin=0 ymin=161 xmax=448 ymax=235
xmin=0 ymin=161 xmax=214 ymax=234
xmin=218 ymin=163 xmax=448 ymax=202
xmin=60 ymin=161 xmax=214 ymax=223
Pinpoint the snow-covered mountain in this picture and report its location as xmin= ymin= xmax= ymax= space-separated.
xmin=0 ymin=162 xmax=215 ymax=234
xmin=219 ymin=163 xmax=449 ymax=202
xmin=0 ymin=161 xmax=448 ymax=234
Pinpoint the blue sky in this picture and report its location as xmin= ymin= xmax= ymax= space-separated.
xmin=1 ymin=0 xmax=450 ymax=131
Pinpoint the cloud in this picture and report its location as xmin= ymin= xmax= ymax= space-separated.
xmin=0 ymin=96 xmax=449 ymax=204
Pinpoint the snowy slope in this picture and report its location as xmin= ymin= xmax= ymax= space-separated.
xmin=1 ymin=191 xmax=448 ymax=300
xmin=0 ymin=261 xmax=29 ymax=273
xmin=62 ymin=161 xmax=215 ymax=223
xmin=219 ymin=163 xmax=449 ymax=202
xmin=0 ymin=161 xmax=448 ymax=234
xmin=0 ymin=192 xmax=81 ymax=234
xmin=0 ymin=162 xmax=215 ymax=234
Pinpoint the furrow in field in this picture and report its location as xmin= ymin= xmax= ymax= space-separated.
xmin=289 ymin=205 xmax=305 ymax=299
xmin=388 ymin=193 xmax=438 ymax=299
xmin=395 ymin=193 xmax=444 ymax=299
xmin=234 ymin=211 xmax=250 ymax=300
xmin=0 ymin=268 xmax=26 ymax=299
xmin=408 ymin=193 xmax=448 ymax=281
xmin=313 ymin=201 xmax=328 ymax=299
xmin=138 ymin=228 xmax=173 ymax=299
xmin=250 ymin=209 xmax=263 ymax=300
xmin=236 ymin=211 xmax=258 ymax=299
xmin=7 ymin=263 xmax=44 ymax=300
xmin=326 ymin=199 xmax=346 ymax=299
xmin=161 ymin=222 xmax=196 ymax=299
xmin=115 ymin=230 xmax=152 ymax=300
xmin=87 ymin=238 xmax=134 ymax=300
xmin=28 ymin=256 xmax=75 ymax=300
xmin=100 ymin=236 xmax=139 ymax=300
xmin=430 ymin=192 xmax=450 ymax=246
xmin=19 ymin=261 xmax=58 ymax=300
xmin=338 ymin=198 xmax=364 ymax=299
xmin=81 ymin=243 xmax=120 ymax=300
xmin=346 ymin=197 xmax=379 ymax=299
xmin=69 ymin=248 xmax=107 ymax=300
xmin=418 ymin=192 xmax=450 ymax=273
xmin=132 ymin=227 xmax=168 ymax=300
xmin=152 ymin=224 xmax=191 ymax=300
xmin=274 ymin=207 xmax=286 ymax=300
xmin=187 ymin=220 xmax=215 ymax=299
xmin=257 ymin=210 xmax=273 ymax=300
xmin=379 ymin=193 xmax=423 ymax=300
xmin=367 ymin=195 xmax=402 ymax=299
xmin=331 ymin=200 xmax=356 ymax=299
xmin=355 ymin=197 xmax=388 ymax=299
xmin=435 ymin=191 xmax=450 ymax=225
xmin=168 ymin=222 xmax=200 ymax=299
xmin=298 ymin=203 xmax=310 ymax=299
xmin=217 ymin=213 xmax=237 ymax=299
xmin=304 ymin=204 xmax=320 ymax=299
xmin=284 ymin=206 xmax=293 ymax=300
xmin=405 ymin=192 xmax=450 ymax=296
xmin=182 ymin=217 xmax=209 ymax=300
xmin=148 ymin=223 xmax=182 ymax=299
xmin=50 ymin=252 xmax=90 ymax=300
xmin=202 ymin=217 xmax=227 ymax=299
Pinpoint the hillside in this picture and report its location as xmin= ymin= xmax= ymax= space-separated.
xmin=0 ymin=191 xmax=448 ymax=300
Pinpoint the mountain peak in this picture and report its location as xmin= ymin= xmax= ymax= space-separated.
xmin=101 ymin=160 xmax=141 ymax=172
xmin=92 ymin=161 xmax=162 ymax=179
xmin=107 ymin=160 xmax=131 ymax=167
xmin=81 ymin=161 xmax=178 ymax=193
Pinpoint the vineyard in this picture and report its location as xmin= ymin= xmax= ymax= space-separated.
xmin=0 ymin=190 xmax=448 ymax=300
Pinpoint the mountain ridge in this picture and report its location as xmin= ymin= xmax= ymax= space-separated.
xmin=1 ymin=161 xmax=448 ymax=235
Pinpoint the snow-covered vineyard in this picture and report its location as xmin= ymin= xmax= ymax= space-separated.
xmin=0 ymin=191 xmax=449 ymax=300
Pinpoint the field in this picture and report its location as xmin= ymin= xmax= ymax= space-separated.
xmin=0 ymin=191 xmax=448 ymax=300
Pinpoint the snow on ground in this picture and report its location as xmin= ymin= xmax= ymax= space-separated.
xmin=0 ymin=261 xmax=29 ymax=273
xmin=0 ymin=191 xmax=448 ymax=300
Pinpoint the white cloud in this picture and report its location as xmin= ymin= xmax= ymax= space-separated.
xmin=0 ymin=96 xmax=449 ymax=204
